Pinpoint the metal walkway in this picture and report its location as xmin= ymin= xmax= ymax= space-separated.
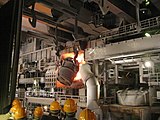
xmin=101 ymin=16 xmax=160 ymax=39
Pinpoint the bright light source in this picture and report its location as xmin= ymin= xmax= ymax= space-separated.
xmin=145 ymin=33 xmax=151 ymax=37
xmin=145 ymin=0 xmax=150 ymax=6
xmin=74 ymin=71 xmax=81 ymax=80
xmin=34 ymin=80 xmax=37 ymax=85
xmin=51 ymin=88 xmax=54 ymax=92
xmin=40 ymin=77 xmax=44 ymax=83
xmin=144 ymin=60 xmax=154 ymax=68
xmin=61 ymin=51 xmax=85 ymax=81
xmin=145 ymin=1 xmax=150 ymax=5
xmin=142 ymin=64 xmax=145 ymax=68
xmin=89 ymin=49 xmax=95 ymax=55
xmin=43 ymin=106 xmax=48 ymax=111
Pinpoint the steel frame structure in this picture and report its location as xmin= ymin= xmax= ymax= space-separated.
xmin=85 ymin=33 xmax=160 ymax=61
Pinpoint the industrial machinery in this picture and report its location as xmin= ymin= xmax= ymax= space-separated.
xmin=1 ymin=0 xmax=160 ymax=120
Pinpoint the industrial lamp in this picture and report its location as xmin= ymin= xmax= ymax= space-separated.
xmin=144 ymin=60 xmax=154 ymax=68
xmin=43 ymin=106 xmax=48 ymax=112
xmin=145 ymin=0 xmax=150 ymax=6
xmin=145 ymin=32 xmax=151 ymax=37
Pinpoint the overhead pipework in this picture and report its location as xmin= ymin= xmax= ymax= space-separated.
xmin=79 ymin=63 xmax=102 ymax=120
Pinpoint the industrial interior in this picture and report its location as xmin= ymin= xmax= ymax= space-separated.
xmin=1 ymin=0 xmax=160 ymax=120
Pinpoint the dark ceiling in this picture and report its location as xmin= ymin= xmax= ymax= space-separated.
xmin=1 ymin=0 xmax=160 ymax=43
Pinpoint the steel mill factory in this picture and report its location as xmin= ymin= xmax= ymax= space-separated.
xmin=1 ymin=0 xmax=160 ymax=120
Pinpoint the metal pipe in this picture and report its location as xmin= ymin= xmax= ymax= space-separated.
xmin=74 ymin=15 xmax=78 ymax=39
xmin=103 ymin=61 xmax=107 ymax=100
xmin=115 ymin=65 xmax=119 ymax=84
xmin=135 ymin=1 xmax=141 ymax=32
xmin=79 ymin=64 xmax=100 ymax=105
xmin=79 ymin=64 xmax=103 ymax=120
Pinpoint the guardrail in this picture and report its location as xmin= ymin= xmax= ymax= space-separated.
xmin=101 ymin=16 xmax=160 ymax=39
xmin=20 ymin=46 xmax=57 ymax=62
xmin=148 ymin=73 xmax=160 ymax=86
xmin=25 ymin=91 xmax=87 ymax=103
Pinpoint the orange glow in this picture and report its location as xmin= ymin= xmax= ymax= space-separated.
xmin=76 ymin=53 xmax=86 ymax=64
xmin=34 ymin=3 xmax=51 ymax=16
xmin=61 ymin=51 xmax=85 ymax=81
xmin=74 ymin=70 xmax=81 ymax=80
xmin=61 ymin=52 xmax=74 ymax=59
xmin=56 ymin=81 xmax=66 ymax=88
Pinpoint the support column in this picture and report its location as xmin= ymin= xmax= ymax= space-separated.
xmin=135 ymin=1 xmax=141 ymax=32
xmin=103 ymin=60 xmax=107 ymax=101
xmin=0 ymin=0 xmax=23 ymax=113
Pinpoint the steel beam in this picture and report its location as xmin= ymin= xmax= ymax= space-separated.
xmin=38 ymin=0 xmax=78 ymax=16
xmin=106 ymin=0 xmax=136 ymax=23
xmin=23 ymin=8 xmax=74 ymax=34
xmin=26 ymin=97 xmax=55 ymax=105
xmin=23 ymin=8 xmax=89 ymax=41
xmin=85 ymin=34 xmax=160 ymax=61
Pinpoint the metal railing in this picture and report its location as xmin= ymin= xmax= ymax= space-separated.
xmin=148 ymin=73 xmax=160 ymax=86
xmin=25 ymin=91 xmax=87 ymax=103
xmin=20 ymin=46 xmax=57 ymax=62
xmin=101 ymin=16 xmax=160 ymax=39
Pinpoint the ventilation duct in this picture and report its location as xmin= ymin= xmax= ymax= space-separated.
xmin=79 ymin=64 xmax=103 ymax=120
